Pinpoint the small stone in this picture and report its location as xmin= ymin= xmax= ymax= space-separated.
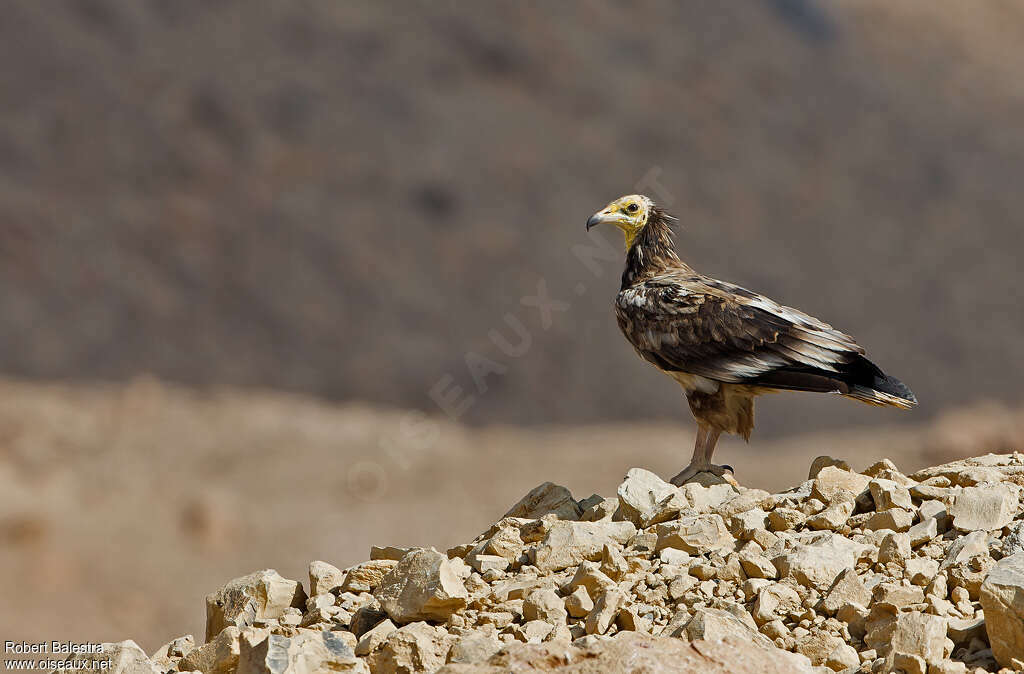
xmin=308 ymin=561 xmax=346 ymax=596
xmin=886 ymin=652 xmax=926 ymax=674
xmin=808 ymin=456 xmax=852 ymax=479
xmin=738 ymin=551 xmax=778 ymax=580
xmin=562 ymin=560 xmax=616 ymax=598
xmin=940 ymin=531 xmax=990 ymax=571
xmin=533 ymin=520 xmax=636 ymax=572
xmin=819 ymin=568 xmax=871 ymax=614
xmin=205 ymin=571 xmax=306 ymax=642
xmin=467 ymin=553 xmax=509 ymax=574
xmin=151 ymin=635 xmax=196 ymax=669
xmin=681 ymin=607 xmax=773 ymax=648
xmin=753 ymin=584 xmax=801 ymax=625
xmin=446 ymin=633 xmax=501 ymax=664
xmin=354 ymin=618 xmax=397 ymax=656
xmin=370 ymin=546 xmax=413 ymax=561
xmin=585 ymin=589 xmax=626 ymax=635
xmin=730 ymin=508 xmax=769 ymax=539
xmin=655 ymin=515 xmax=733 ymax=554
xmin=565 ymin=586 xmax=594 ymax=618
xmin=869 ymin=479 xmax=913 ymax=511
xmin=864 ymin=508 xmax=914 ymax=532
xmin=366 ymin=622 xmax=451 ymax=674
xmin=515 ymin=620 xmax=554 ymax=643
xmin=825 ymin=642 xmax=859 ymax=671
xmin=79 ymin=641 xmax=161 ymax=674
xmin=341 ymin=560 xmax=399 ymax=593
xmin=906 ymin=557 xmax=940 ymax=586
xmin=658 ymin=547 xmax=690 ymax=566
xmin=760 ymin=619 xmax=789 ymax=640
xmin=772 ymin=533 xmax=871 ymax=591
xmin=580 ymin=498 xmax=619 ymax=522
xmin=806 ymin=500 xmax=855 ymax=531
xmin=947 ymin=616 xmax=986 ymax=646
xmin=811 ymin=466 xmax=870 ymax=504
xmin=767 ymin=507 xmax=804 ymax=532
xmin=794 ymin=631 xmax=845 ymax=667
xmin=909 ymin=518 xmax=939 ymax=547
xmin=890 ymin=611 xmax=947 ymax=664
xmin=238 ymin=630 xmax=363 ymax=674
xmin=181 ymin=627 xmax=245 ymax=674
xmin=616 ymin=468 xmax=680 ymax=527
xmin=374 ymin=549 xmax=468 ymax=623
xmin=979 ymin=551 xmax=1024 ymax=670
xmin=503 ymin=482 xmax=582 ymax=520
xmin=523 ymin=588 xmax=568 ymax=625
xmin=878 ymin=532 xmax=911 ymax=564
xmin=836 ymin=602 xmax=869 ymax=640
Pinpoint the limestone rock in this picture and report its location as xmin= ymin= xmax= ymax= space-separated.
xmin=564 ymin=586 xmax=594 ymax=618
xmin=446 ymin=634 xmax=501 ymax=664
xmin=180 ymin=627 xmax=247 ymax=674
xmin=979 ymin=551 xmax=1024 ymax=669
xmin=615 ymin=468 xmax=679 ymax=527
xmin=948 ymin=484 xmax=1019 ymax=532
xmin=819 ymin=567 xmax=870 ymax=614
xmin=366 ymin=622 xmax=452 ymax=674
xmin=869 ymin=478 xmax=913 ymax=511
xmin=151 ymin=635 xmax=195 ymax=668
xmin=532 ymin=520 xmax=635 ymax=572
xmin=341 ymin=560 xmax=398 ymax=593
xmin=889 ymin=612 xmax=947 ymax=665
xmin=70 ymin=641 xmax=162 ymax=674
xmin=375 ymin=549 xmax=468 ymax=623
xmin=523 ymin=588 xmax=568 ymax=625
xmin=585 ymin=589 xmax=625 ymax=635
xmin=205 ymin=571 xmax=306 ymax=642
xmin=805 ymin=500 xmax=854 ymax=531
xmin=808 ymin=456 xmax=851 ymax=479
xmin=682 ymin=607 xmax=773 ymax=648
xmin=655 ymin=515 xmax=733 ymax=554
xmin=810 ymin=467 xmax=869 ymax=504
xmin=863 ymin=507 xmax=914 ymax=532
xmin=503 ymin=482 xmax=582 ymax=521
xmin=308 ymin=561 xmax=346 ymax=596
xmin=825 ymin=643 xmax=858 ymax=671
xmin=238 ymin=631 xmax=364 ymax=674
xmin=794 ymin=631 xmax=844 ymax=667
xmin=772 ymin=533 xmax=870 ymax=590
xmin=354 ymin=618 xmax=396 ymax=656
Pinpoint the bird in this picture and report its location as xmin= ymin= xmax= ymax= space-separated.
xmin=586 ymin=194 xmax=917 ymax=486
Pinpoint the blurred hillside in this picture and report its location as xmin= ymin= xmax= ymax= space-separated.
xmin=1 ymin=1 xmax=1024 ymax=434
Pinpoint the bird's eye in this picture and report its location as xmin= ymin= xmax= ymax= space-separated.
xmin=627 ymin=203 xmax=639 ymax=213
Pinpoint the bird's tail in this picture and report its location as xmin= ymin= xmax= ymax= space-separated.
xmin=846 ymin=373 xmax=917 ymax=410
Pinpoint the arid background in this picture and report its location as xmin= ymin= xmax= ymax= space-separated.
xmin=2 ymin=0 xmax=1024 ymax=654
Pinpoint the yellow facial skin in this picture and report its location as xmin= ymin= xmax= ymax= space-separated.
xmin=585 ymin=194 xmax=652 ymax=249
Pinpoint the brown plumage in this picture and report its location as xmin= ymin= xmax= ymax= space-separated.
xmin=586 ymin=194 xmax=917 ymax=485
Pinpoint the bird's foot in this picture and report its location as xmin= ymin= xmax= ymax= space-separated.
xmin=669 ymin=462 xmax=735 ymax=487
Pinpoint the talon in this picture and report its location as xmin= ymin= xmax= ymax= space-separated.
xmin=722 ymin=464 xmax=734 ymax=474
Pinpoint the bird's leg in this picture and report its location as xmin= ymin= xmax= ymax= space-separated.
xmin=670 ymin=425 xmax=732 ymax=486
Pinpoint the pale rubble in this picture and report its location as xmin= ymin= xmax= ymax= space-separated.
xmin=125 ymin=452 xmax=1024 ymax=674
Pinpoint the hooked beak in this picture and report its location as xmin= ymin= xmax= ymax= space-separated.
xmin=585 ymin=209 xmax=625 ymax=230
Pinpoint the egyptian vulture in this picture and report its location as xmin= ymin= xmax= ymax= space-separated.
xmin=586 ymin=194 xmax=916 ymax=485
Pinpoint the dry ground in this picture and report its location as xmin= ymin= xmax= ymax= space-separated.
xmin=1 ymin=377 xmax=1022 ymax=651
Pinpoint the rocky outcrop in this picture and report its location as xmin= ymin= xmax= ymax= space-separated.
xmin=70 ymin=452 xmax=1024 ymax=673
